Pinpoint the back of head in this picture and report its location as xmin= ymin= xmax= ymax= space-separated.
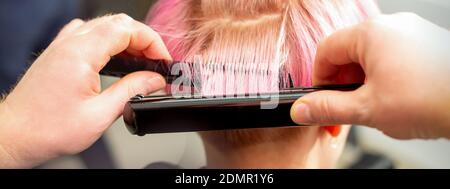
xmin=146 ymin=0 xmax=379 ymax=168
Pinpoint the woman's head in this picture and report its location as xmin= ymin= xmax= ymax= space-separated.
xmin=146 ymin=0 xmax=379 ymax=168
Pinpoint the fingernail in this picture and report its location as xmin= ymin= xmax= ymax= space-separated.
xmin=291 ymin=102 xmax=312 ymax=124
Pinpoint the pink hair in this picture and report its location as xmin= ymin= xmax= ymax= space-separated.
xmin=145 ymin=0 xmax=380 ymax=149
xmin=146 ymin=0 xmax=380 ymax=95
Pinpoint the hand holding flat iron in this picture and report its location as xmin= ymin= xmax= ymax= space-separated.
xmin=291 ymin=13 xmax=450 ymax=139
xmin=0 ymin=14 xmax=171 ymax=168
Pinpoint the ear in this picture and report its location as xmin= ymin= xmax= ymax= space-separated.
xmin=323 ymin=125 xmax=342 ymax=137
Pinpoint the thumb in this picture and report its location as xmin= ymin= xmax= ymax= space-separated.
xmin=290 ymin=90 xmax=368 ymax=126
xmin=94 ymin=71 xmax=166 ymax=122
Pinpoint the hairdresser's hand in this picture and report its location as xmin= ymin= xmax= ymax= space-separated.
xmin=291 ymin=13 xmax=450 ymax=139
xmin=0 ymin=14 xmax=171 ymax=168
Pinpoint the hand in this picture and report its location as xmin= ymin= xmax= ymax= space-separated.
xmin=0 ymin=14 xmax=171 ymax=168
xmin=291 ymin=13 xmax=450 ymax=139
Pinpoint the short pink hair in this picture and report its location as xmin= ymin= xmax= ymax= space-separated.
xmin=146 ymin=0 xmax=379 ymax=96
xmin=145 ymin=0 xmax=380 ymax=148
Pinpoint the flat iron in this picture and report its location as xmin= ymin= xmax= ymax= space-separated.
xmin=101 ymin=55 xmax=361 ymax=135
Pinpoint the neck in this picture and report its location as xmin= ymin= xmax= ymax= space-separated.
xmin=201 ymin=128 xmax=325 ymax=169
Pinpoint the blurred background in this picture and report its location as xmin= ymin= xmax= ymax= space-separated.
xmin=1 ymin=0 xmax=449 ymax=169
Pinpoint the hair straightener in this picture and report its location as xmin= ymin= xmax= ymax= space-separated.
xmin=100 ymin=55 xmax=361 ymax=136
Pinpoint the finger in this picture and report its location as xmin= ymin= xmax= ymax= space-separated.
xmin=92 ymin=71 xmax=166 ymax=124
xmin=290 ymin=88 xmax=370 ymax=126
xmin=72 ymin=15 xmax=113 ymax=35
xmin=66 ymin=14 xmax=172 ymax=72
xmin=57 ymin=18 xmax=85 ymax=38
xmin=313 ymin=24 xmax=369 ymax=85
xmin=130 ymin=21 xmax=172 ymax=61
xmin=125 ymin=48 xmax=145 ymax=57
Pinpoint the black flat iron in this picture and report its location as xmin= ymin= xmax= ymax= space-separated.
xmin=101 ymin=55 xmax=361 ymax=136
